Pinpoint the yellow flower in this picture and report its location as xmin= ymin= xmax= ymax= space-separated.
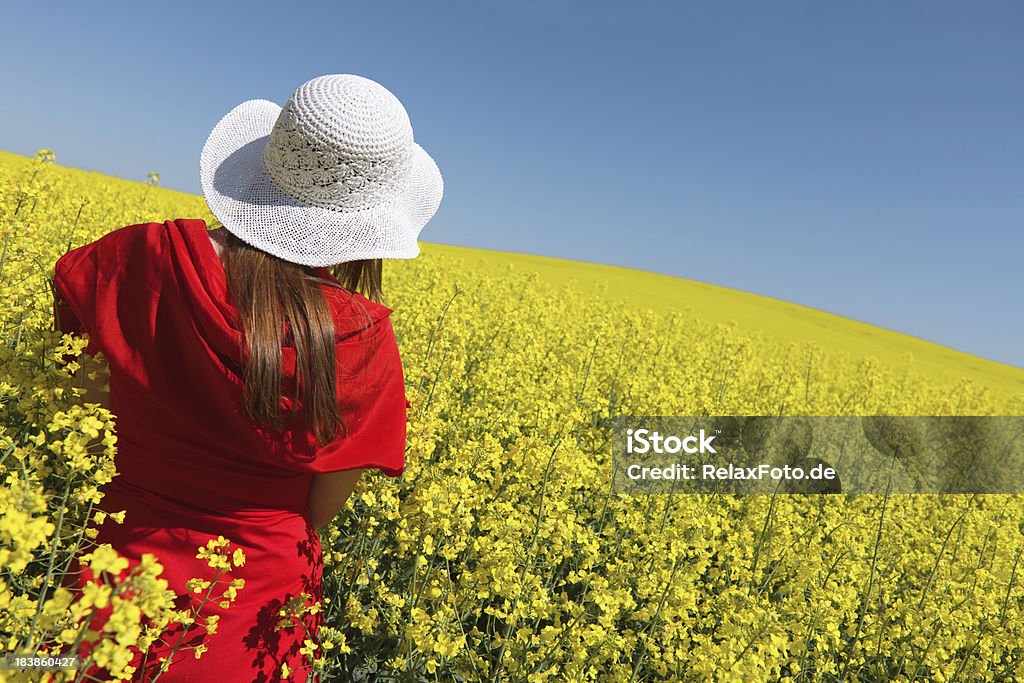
xmin=299 ymin=639 xmax=317 ymax=658
xmin=83 ymin=544 xmax=129 ymax=576
xmin=81 ymin=582 xmax=112 ymax=610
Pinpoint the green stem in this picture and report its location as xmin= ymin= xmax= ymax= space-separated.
xmin=27 ymin=476 xmax=73 ymax=650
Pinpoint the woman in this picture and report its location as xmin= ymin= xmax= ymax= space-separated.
xmin=52 ymin=74 xmax=443 ymax=681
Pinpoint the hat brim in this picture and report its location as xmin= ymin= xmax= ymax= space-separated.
xmin=199 ymin=99 xmax=443 ymax=267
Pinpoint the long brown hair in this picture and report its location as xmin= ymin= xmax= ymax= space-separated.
xmin=210 ymin=220 xmax=384 ymax=447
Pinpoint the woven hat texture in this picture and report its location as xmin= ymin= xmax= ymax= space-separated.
xmin=200 ymin=74 xmax=443 ymax=267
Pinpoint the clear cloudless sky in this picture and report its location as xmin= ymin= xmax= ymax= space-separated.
xmin=1 ymin=1 xmax=1021 ymax=367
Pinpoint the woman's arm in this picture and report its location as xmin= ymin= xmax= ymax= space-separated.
xmin=307 ymin=468 xmax=365 ymax=530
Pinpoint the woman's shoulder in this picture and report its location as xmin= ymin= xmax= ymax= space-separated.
xmin=86 ymin=219 xmax=169 ymax=248
xmin=315 ymin=279 xmax=394 ymax=343
xmin=56 ymin=220 xmax=168 ymax=278
xmin=324 ymin=285 xmax=392 ymax=321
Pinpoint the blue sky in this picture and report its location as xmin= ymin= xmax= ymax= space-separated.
xmin=2 ymin=1 xmax=1021 ymax=368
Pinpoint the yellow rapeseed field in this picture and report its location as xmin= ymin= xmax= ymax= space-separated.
xmin=2 ymin=148 xmax=1024 ymax=682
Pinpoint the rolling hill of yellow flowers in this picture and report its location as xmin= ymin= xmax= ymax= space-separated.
xmin=423 ymin=235 xmax=1024 ymax=401
xmin=5 ymin=147 xmax=1024 ymax=681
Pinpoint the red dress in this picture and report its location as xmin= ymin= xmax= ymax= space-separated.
xmin=52 ymin=218 xmax=409 ymax=681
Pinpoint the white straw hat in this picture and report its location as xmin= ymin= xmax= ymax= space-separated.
xmin=199 ymin=74 xmax=443 ymax=267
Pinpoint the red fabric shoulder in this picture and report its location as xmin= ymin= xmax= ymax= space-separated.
xmin=279 ymin=269 xmax=408 ymax=477
xmin=52 ymin=221 xmax=167 ymax=363
xmin=315 ymin=279 xmax=394 ymax=342
xmin=292 ymin=313 xmax=408 ymax=478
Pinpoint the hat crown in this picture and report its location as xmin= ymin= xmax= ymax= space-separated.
xmin=262 ymin=74 xmax=416 ymax=210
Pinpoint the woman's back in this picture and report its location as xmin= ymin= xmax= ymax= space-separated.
xmin=55 ymin=218 xmax=409 ymax=680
